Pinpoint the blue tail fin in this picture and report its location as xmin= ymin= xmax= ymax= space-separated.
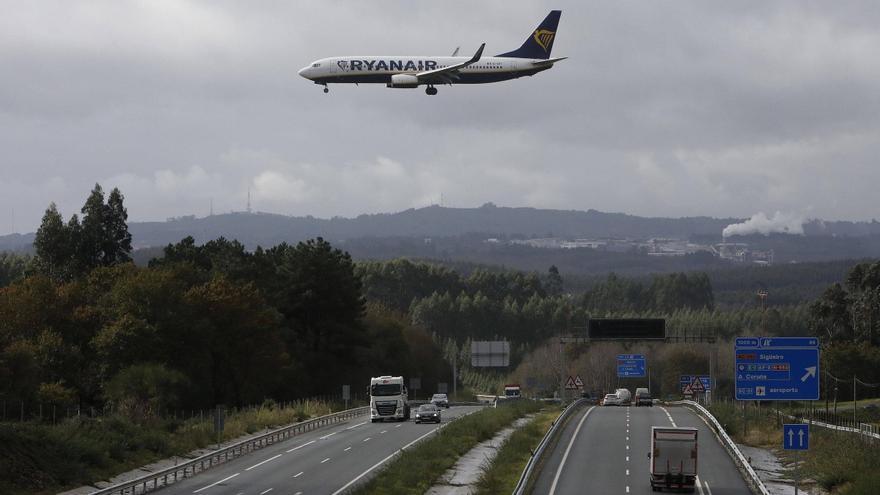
xmin=497 ymin=10 xmax=561 ymax=59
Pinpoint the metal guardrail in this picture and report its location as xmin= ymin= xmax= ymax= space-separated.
xmin=87 ymin=406 xmax=369 ymax=495
xmin=673 ymin=401 xmax=770 ymax=495
xmin=512 ymin=399 xmax=587 ymax=495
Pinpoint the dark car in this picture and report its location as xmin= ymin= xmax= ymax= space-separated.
xmin=415 ymin=403 xmax=442 ymax=423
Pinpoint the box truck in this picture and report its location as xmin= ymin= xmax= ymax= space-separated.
xmin=648 ymin=426 xmax=698 ymax=492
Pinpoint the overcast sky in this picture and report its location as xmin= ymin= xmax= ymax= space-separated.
xmin=1 ymin=1 xmax=879 ymax=234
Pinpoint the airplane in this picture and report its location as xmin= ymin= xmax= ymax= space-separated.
xmin=298 ymin=10 xmax=564 ymax=95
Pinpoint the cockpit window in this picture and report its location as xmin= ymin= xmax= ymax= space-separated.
xmin=312 ymin=63 xmax=320 ymax=68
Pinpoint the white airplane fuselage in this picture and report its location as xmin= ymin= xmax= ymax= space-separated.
xmin=298 ymin=55 xmax=552 ymax=87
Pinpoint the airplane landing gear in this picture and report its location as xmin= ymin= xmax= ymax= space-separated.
xmin=425 ymin=86 xmax=438 ymax=96
xmin=323 ymin=86 xmax=329 ymax=94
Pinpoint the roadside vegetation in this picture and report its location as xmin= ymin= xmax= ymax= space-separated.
xmin=351 ymin=400 xmax=541 ymax=495
xmin=475 ymin=404 xmax=563 ymax=494
xmin=0 ymin=398 xmax=343 ymax=495
xmin=708 ymin=401 xmax=880 ymax=495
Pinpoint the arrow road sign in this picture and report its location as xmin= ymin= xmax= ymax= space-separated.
xmin=783 ymin=424 xmax=809 ymax=450
xmin=735 ymin=336 xmax=820 ymax=401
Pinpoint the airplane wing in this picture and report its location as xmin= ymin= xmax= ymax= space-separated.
xmin=416 ymin=43 xmax=485 ymax=83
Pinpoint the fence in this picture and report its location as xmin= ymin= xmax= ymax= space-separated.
xmin=88 ymin=406 xmax=369 ymax=495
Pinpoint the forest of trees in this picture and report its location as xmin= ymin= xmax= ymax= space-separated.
xmin=2 ymin=186 xmax=879 ymax=419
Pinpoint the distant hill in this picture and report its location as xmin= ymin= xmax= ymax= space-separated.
xmin=3 ymin=204 xmax=880 ymax=261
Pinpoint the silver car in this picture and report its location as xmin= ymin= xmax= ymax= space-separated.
xmin=415 ymin=403 xmax=442 ymax=423
xmin=602 ymin=393 xmax=621 ymax=406
xmin=430 ymin=393 xmax=449 ymax=408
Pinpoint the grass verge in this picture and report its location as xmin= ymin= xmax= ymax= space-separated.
xmin=474 ymin=404 xmax=563 ymax=495
xmin=708 ymin=401 xmax=880 ymax=494
xmin=0 ymin=398 xmax=344 ymax=495
xmin=351 ymin=400 xmax=542 ymax=495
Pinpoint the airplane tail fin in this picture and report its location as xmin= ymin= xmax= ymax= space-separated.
xmin=497 ymin=10 xmax=561 ymax=59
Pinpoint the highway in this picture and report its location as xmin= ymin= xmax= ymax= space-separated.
xmin=158 ymin=405 xmax=482 ymax=495
xmin=532 ymin=404 xmax=751 ymax=495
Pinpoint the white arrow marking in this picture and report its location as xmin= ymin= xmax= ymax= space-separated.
xmin=787 ymin=429 xmax=794 ymax=447
xmin=801 ymin=366 xmax=817 ymax=382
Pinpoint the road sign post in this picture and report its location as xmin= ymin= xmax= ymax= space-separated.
xmin=735 ymin=337 xmax=820 ymax=401
xmin=342 ymin=385 xmax=350 ymax=410
xmin=783 ymin=423 xmax=809 ymax=495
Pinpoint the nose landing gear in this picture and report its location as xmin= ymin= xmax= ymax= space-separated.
xmin=425 ymin=85 xmax=438 ymax=96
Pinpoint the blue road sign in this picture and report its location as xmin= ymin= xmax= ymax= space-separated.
xmin=617 ymin=354 xmax=646 ymax=378
xmin=735 ymin=336 xmax=820 ymax=401
xmin=680 ymin=375 xmax=711 ymax=392
xmin=783 ymin=424 xmax=809 ymax=450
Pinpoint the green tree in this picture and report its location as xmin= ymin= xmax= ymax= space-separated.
xmin=104 ymin=363 xmax=188 ymax=420
xmin=33 ymin=203 xmax=76 ymax=281
xmin=546 ymin=265 xmax=564 ymax=297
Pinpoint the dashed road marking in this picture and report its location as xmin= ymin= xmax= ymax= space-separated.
xmin=321 ymin=457 xmax=331 ymax=464
xmin=380 ymin=430 xmax=388 ymax=434
xmin=260 ymin=489 xmax=273 ymax=495
xmin=320 ymin=431 xmax=338 ymax=440
xmin=626 ymin=469 xmax=630 ymax=476
xmin=395 ymin=424 xmax=403 ymax=428
xmin=626 ymin=455 xmax=629 ymax=462
xmin=626 ymin=445 xmax=629 ymax=450
xmin=626 ymin=486 xmax=630 ymax=493
xmin=346 ymin=421 xmax=367 ymax=430
xmin=245 ymin=454 xmax=283 ymax=471
xmin=292 ymin=472 xmax=304 ymax=478
xmin=344 ymin=446 xmax=352 ymax=452
xmin=364 ymin=437 xmax=371 ymax=442
xmin=193 ymin=473 xmax=239 ymax=493
xmin=287 ymin=440 xmax=316 ymax=453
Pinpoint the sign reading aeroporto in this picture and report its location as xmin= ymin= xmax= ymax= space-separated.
xmin=735 ymin=337 xmax=820 ymax=401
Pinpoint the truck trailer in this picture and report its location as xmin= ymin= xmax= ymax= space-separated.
xmin=649 ymin=426 xmax=698 ymax=492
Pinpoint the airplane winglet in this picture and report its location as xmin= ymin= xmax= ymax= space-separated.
xmin=451 ymin=46 xmax=460 ymax=57
xmin=470 ymin=43 xmax=486 ymax=63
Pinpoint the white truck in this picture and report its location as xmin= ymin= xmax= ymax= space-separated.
xmin=648 ymin=426 xmax=698 ymax=492
xmin=615 ymin=388 xmax=632 ymax=405
xmin=369 ymin=376 xmax=410 ymax=422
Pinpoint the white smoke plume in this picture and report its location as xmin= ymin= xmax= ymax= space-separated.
xmin=722 ymin=211 xmax=805 ymax=238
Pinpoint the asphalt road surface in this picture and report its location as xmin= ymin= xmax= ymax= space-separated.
xmin=158 ymin=405 xmax=482 ymax=495
xmin=532 ymin=404 xmax=751 ymax=495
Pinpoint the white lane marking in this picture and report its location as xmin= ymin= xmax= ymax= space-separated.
xmin=193 ymin=472 xmax=239 ymax=493
xmin=346 ymin=421 xmax=367 ymax=430
xmin=260 ymin=489 xmax=273 ymax=495
xmin=395 ymin=424 xmax=403 ymax=428
xmin=626 ymin=436 xmax=629 ymax=441
xmin=626 ymin=469 xmax=630 ymax=475
xmin=696 ymin=475 xmax=705 ymax=495
xmin=321 ymin=457 xmax=331 ymax=463
xmin=626 ymin=486 xmax=630 ymax=493
xmin=344 ymin=446 xmax=352 ymax=452
xmin=286 ymin=440 xmax=315 ymax=453
xmin=626 ymin=445 xmax=629 ymax=450
xmin=295 ymin=492 xmax=302 ymax=495
xmin=704 ymin=479 xmax=713 ymax=495
xmin=320 ymin=431 xmax=338 ymax=440
xmin=292 ymin=471 xmax=304 ymax=478
xmin=245 ymin=454 xmax=283 ymax=471
xmin=626 ymin=456 xmax=629 ymax=462
xmin=381 ymin=430 xmax=388 ymax=434
xmin=549 ymin=406 xmax=597 ymax=495
xmin=331 ymin=417 xmax=454 ymax=495
xmin=659 ymin=406 xmax=678 ymax=427
xmin=363 ymin=437 xmax=371 ymax=442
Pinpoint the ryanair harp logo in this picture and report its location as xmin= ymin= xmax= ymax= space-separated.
xmin=533 ymin=29 xmax=555 ymax=52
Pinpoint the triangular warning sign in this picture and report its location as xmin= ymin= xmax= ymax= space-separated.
xmin=690 ymin=377 xmax=706 ymax=393
xmin=565 ymin=376 xmax=577 ymax=390
xmin=574 ymin=375 xmax=584 ymax=388
xmin=683 ymin=384 xmax=693 ymax=395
